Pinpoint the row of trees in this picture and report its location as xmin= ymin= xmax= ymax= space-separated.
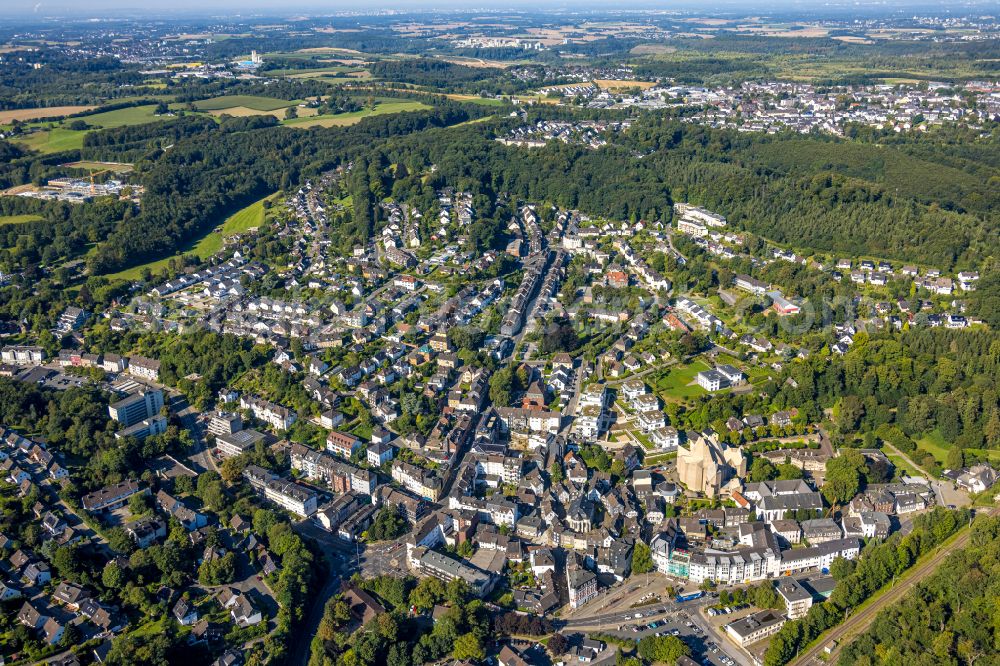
xmin=837 ymin=514 xmax=1000 ymax=665
xmin=764 ymin=508 xmax=971 ymax=666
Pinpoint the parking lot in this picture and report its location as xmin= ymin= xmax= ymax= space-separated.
xmin=601 ymin=608 xmax=744 ymax=666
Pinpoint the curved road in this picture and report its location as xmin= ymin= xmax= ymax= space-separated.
xmin=791 ymin=510 xmax=990 ymax=666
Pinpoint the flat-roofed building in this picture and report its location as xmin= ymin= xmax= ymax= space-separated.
xmin=114 ymin=415 xmax=168 ymax=441
xmin=108 ymin=389 xmax=164 ymax=428
xmin=407 ymin=546 xmax=495 ymax=597
xmin=81 ymin=480 xmax=146 ymax=513
xmin=215 ymin=429 xmax=268 ymax=459
xmin=696 ymin=369 xmax=726 ymax=392
xmin=776 ymin=579 xmax=813 ymax=619
xmin=725 ymin=609 xmax=786 ymax=647
xmin=242 ymin=465 xmax=318 ymax=517
xmin=207 ymin=411 xmax=243 ymax=437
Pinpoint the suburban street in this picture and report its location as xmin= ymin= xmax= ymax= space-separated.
xmin=287 ymin=522 xmax=364 ymax=666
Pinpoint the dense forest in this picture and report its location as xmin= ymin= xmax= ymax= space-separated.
xmin=367 ymin=58 xmax=520 ymax=94
xmin=369 ymin=58 xmax=502 ymax=87
xmin=0 ymin=54 xmax=157 ymax=109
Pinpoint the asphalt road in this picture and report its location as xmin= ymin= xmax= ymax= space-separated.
xmin=563 ymin=602 xmax=747 ymax=666
xmin=287 ymin=522 xmax=363 ymax=666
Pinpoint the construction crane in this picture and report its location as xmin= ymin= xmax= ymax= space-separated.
xmin=88 ymin=168 xmax=113 ymax=195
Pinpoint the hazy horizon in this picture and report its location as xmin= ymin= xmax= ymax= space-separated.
xmin=2 ymin=0 xmax=996 ymax=20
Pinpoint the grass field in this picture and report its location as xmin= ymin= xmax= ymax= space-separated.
xmin=265 ymin=65 xmax=354 ymax=76
xmin=451 ymin=115 xmax=495 ymax=127
xmin=270 ymin=67 xmax=371 ymax=80
xmin=443 ymin=93 xmax=507 ymax=106
xmin=77 ymin=105 xmax=163 ymax=128
xmin=192 ymin=95 xmax=299 ymax=112
xmin=644 ymin=451 xmax=678 ymax=465
xmin=129 ymin=617 xmax=168 ymax=638
xmin=912 ymin=431 xmax=1000 ymax=467
xmin=13 ymin=104 xmax=180 ymax=154
xmin=654 ymin=358 xmax=712 ymax=400
xmin=14 ymin=128 xmax=87 ymax=154
xmin=312 ymin=76 xmax=369 ymax=85
xmin=917 ymin=430 xmax=950 ymax=464
xmin=221 ymin=193 xmax=278 ymax=234
xmin=0 ymin=214 xmax=44 ymax=226
xmin=887 ymin=453 xmax=920 ymax=477
xmin=281 ymin=100 xmax=430 ymax=128
xmin=102 ymin=231 xmax=224 ymax=282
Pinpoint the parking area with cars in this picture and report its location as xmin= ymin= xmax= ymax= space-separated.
xmin=605 ymin=609 xmax=744 ymax=666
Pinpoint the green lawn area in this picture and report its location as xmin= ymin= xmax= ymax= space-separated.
xmin=312 ymin=76 xmax=370 ymax=84
xmin=281 ymin=100 xmax=430 ymax=128
xmin=77 ymin=104 xmax=162 ymax=128
xmin=0 ymin=214 xmax=44 ymax=226
xmin=964 ymin=448 xmax=1000 ymax=465
xmin=451 ymin=115 xmax=496 ymax=127
xmin=655 ymin=358 xmax=712 ymax=400
xmin=129 ymin=616 xmax=168 ymax=638
xmin=633 ymin=431 xmax=654 ymax=451
xmin=265 ymin=65 xmax=355 ymax=77
xmin=644 ymin=451 xmax=678 ymax=465
xmin=452 ymin=97 xmax=507 ymax=107
xmin=912 ymin=431 xmax=1000 ymax=468
xmin=193 ymin=95 xmax=299 ymax=111
xmin=13 ymin=128 xmax=87 ymax=154
xmin=917 ymin=430 xmax=950 ymax=464
xmin=470 ymin=98 xmax=506 ymax=107
xmin=351 ymin=422 xmax=373 ymax=441
xmin=14 ymin=104 xmax=180 ymax=154
xmin=102 ymin=192 xmax=277 ymax=282
xmin=887 ymin=453 xmax=920 ymax=477
xmin=221 ymin=192 xmax=279 ymax=234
